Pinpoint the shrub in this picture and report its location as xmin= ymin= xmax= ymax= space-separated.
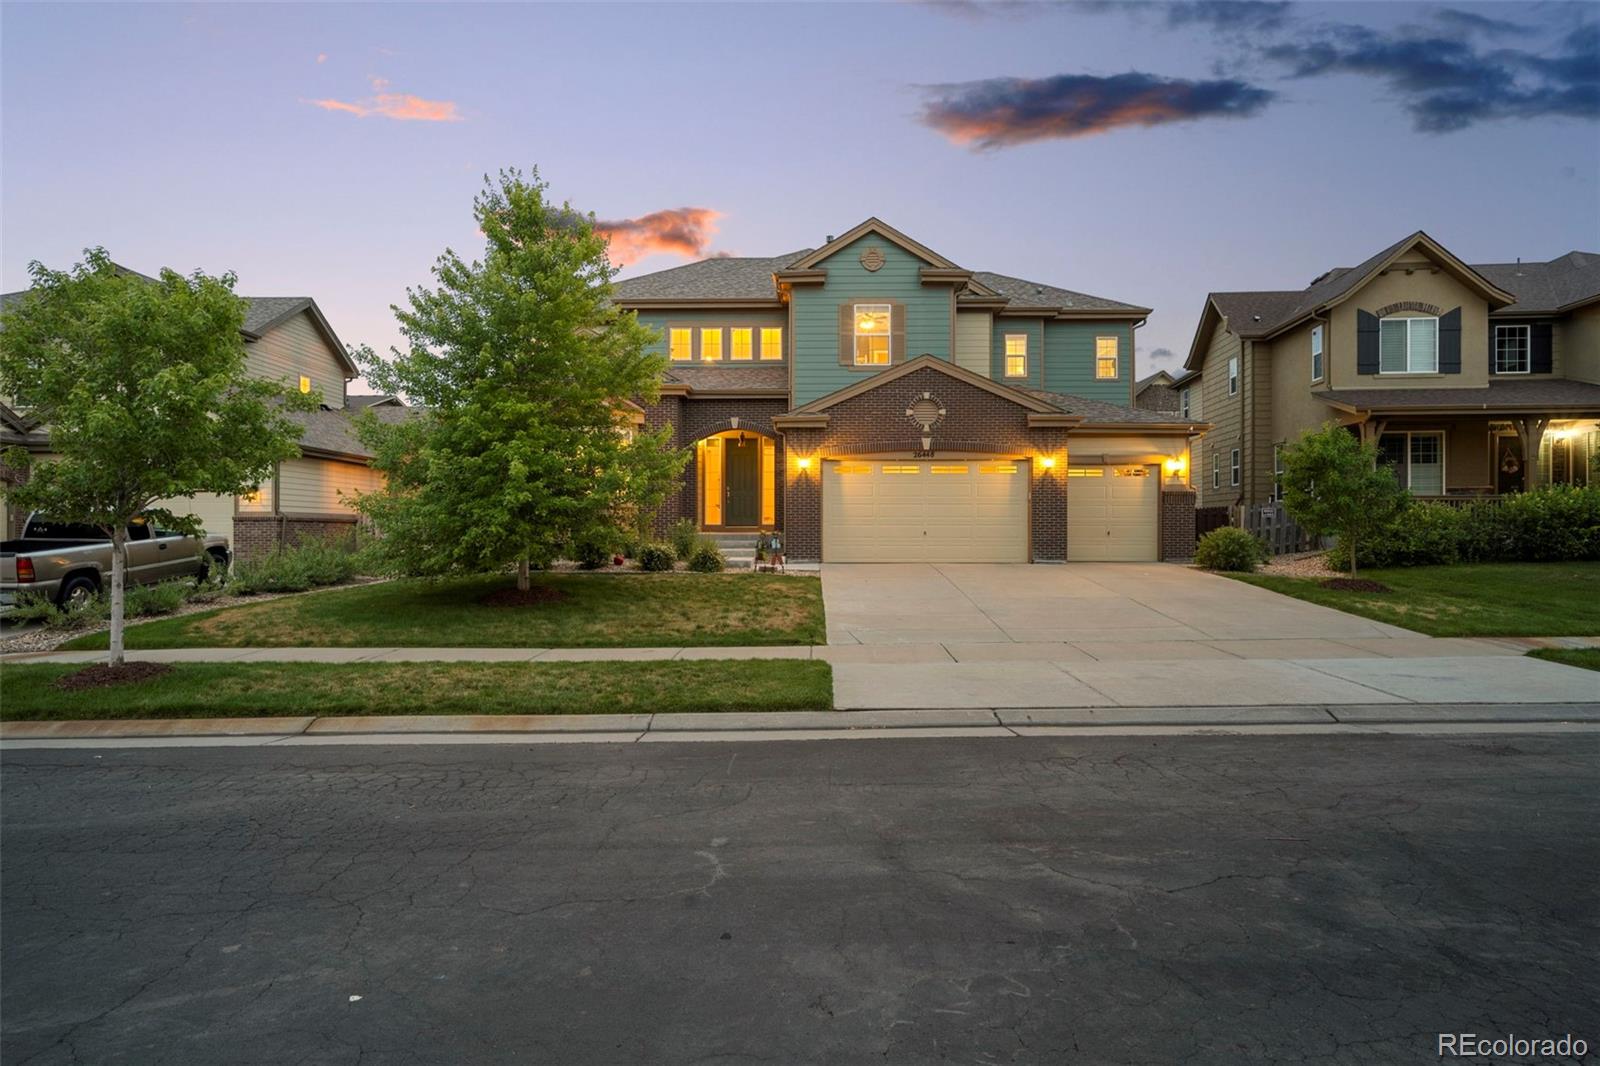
xmin=573 ymin=537 xmax=613 ymax=570
xmin=1351 ymin=503 xmax=1464 ymax=569
xmin=121 ymin=580 xmax=192 ymax=618
xmin=637 ymin=543 xmax=675 ymax=572
xmin=1194 ymin=527 xmax=1268 ymax=572
xmin=668 ymin=519 xmax=699 ymax=561
xmin=6 ymin=591 xmax=66 ymax=626
xmin=687 ymin=542 xmax=725 ymax=573
xmin=1494 ymin=484 xmax=1600 ymax=562
xmin=231 ymin=542 xmax=358 ymax=595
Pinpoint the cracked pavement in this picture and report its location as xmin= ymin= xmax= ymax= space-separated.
xmin=2 ymin=734 xmax=1597 ymax=1064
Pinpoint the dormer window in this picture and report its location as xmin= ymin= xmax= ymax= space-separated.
xmin=854 ymin=304 xmax=891 ymax=366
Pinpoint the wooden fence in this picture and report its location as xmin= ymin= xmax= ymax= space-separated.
xmin=1194 ymin=506 xmax=1231 ymax=542
xmin=1243 ymin=504 xmax=1313 ymax=556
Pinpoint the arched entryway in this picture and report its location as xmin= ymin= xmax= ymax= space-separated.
xmin=696 ymin=429 xmax=777 ymax=530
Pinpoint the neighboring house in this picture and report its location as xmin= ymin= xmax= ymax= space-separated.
xmin=616 ymin=217 xmax=1207 ymax=563
xmin=1134 ymin=370 xmax=1180 ymax=412
xmin=1182 ymin=232 xmax=1600 ymax=511
xmin=1 ymin=269 xmax=401 ymax=557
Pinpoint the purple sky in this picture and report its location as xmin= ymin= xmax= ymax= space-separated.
xmin=3 ymin=1 xmax=1596 ymax=389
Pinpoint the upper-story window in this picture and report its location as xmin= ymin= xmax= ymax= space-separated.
xmin=1310 ymin=325 xmax=1324 ymax=382
xmin=700 ymin=327 xmax=723 ymax=362
xmin=1004 ymin=334 xmax=1028 ymax=378
xmin=1095 ymin=336 xmax=1119 ymax=380
xmin=669 ymin=328 xmax=693 ymax=362
xmin=1179 ymin=387 xmax=1191 ymax=419
xmin=298 ymin=375 xmax=312 ymax=394
xmin=730 ymin=328 xmax=753 ymax=361
xmin=1494 ymin=325 xmax=1530 ymax=374
xmin=1379 ymin=316 xmax=1438 ymax=374
xmin=854 ymin=304 xmax=891 ymax=366
xmin=1227 ymin=356 xmax=1239 ymax=396
xmin=760 ymin=328 xmax=783 ymax=361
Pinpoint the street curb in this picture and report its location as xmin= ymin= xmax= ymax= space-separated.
xmin=3 ymin=703 xmax=1597 ymax=741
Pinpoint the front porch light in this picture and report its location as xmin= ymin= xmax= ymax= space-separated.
xmin=795 ymin=456 xmax=813 ymax=472
xmin=1164 ymin=456 xmax=1187 ymax=477
xmin=1038 ymin=456 xmax=1056 ymax=470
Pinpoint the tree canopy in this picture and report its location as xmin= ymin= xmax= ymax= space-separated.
xmin=353 ymin=169 xmax=684 ymax=586
xmin=0 ymin=249 xmax=312 ymax=661
xmin=1280 ymin=423 xmax=1409 ymax=577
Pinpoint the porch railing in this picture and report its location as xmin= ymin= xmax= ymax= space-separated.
xmin=1415 ymin=495 xmax=1507 ymax=509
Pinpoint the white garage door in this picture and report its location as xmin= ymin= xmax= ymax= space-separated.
xmin=153 ymin=492 xmax=235 ymax=545
xmin=823 ymin=459 xmax=1029 ymax=563
xmin=1067 ymin=465 xmax=1158 ymax=561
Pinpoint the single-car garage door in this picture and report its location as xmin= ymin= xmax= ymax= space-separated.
xmin=823 ymin=459 xmax=1029 ymax=563
xmin=1067 ymin=465 xmax=1158 ymax=561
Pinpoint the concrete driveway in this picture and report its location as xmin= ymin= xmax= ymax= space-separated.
xmin=819 ymin=563 xmax=1592 ymax=710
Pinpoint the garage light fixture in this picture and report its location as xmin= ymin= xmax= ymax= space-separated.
xmin=1164 ymin=457 xmax=1187 ymax=476
xmin=795 ymin=457 xmax=813 ymax=471
xmin=1037 ymin=456 xmax=1056 ymax=470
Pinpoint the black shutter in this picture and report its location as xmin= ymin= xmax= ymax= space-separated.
xmin=1438 ymin=307 xmax=1461 ymax=374
xmin=1356 ymin=310 xmax=1380 ymax=374
xmin=1531 ymin=323 xmax=1554 ymax=374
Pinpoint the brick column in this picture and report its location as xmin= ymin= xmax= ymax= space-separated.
xmin=780 ymin=428 xmax=823 ymax=562
xmin=1160 ymin=488 xmax=1197 ymax=561
xmin=1030 ymin=428 xmax=1068 ymax=562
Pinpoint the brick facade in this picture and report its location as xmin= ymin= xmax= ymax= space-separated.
xmin=1135 ymin=382 xmax=1180 ymax=412
xmin=637 ymin=394 xmax=789 ymax=536
xmin=232 ymin=514 xmax=360 ymax=561
xmin=775 ymin=366 xmax=1070 ymax=562
xmin=1 ymin=455 xmax=29 ymax=539
xmin=1159 ymin=487 xmax=1197 ymax=561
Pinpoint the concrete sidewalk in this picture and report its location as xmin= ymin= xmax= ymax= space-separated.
xmin=4 ymin=702 xmax=1598 ymax=748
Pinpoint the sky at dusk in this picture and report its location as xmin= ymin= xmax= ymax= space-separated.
xmin=3 ymin=1 xmax=1596 ymax=387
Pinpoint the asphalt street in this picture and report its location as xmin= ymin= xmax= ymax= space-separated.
xmin=2 ymin=733 xmax=1596 ymax=1065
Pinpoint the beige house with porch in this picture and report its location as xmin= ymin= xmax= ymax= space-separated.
xmin=1182 ymin=232 xmax=1599 ymax=510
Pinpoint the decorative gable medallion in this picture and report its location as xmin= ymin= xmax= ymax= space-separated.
xmin=859 ymin=246 xmax=886 ymax=272
xmin=906 ymin=391 xmax=947 ymax=455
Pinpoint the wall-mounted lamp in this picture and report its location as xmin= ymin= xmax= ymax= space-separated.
xmin=1163 ymin=457 xmax=1187 ymax=476
xmin=795 ymin=457 xmax=813 ymax=471
xmin=1038 ymin=456 xmax=1056 ymax=470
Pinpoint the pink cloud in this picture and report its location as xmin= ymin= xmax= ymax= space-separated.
xmin=305 ymin=77 xmax=461 ymax=122
xmin=593 ymin=207 xmax=721 ymax=265
xmin=316 ymin=52 xmax=327 ymax=64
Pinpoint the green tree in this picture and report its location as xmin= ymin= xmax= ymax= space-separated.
xmin=353 ymin=169 xmax=685 ymax=589
xmin=0 ymin=250 xmax=312 ymax=664
xmin=1280 ymin=423 xmax=1409 ymax=577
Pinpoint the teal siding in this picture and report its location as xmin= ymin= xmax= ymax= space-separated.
xmin=790 ymin=236 xmax=953 ymax=406
xmin=1043 ymin=320 xmax=1134 ymax=404
xmin=990 ymin=317 xmax=1045 ymax=389
xmin=632 ymin=310 xmax=788 ymax=361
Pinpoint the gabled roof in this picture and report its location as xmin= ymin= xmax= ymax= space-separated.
xmin=1021 ymin=388 xmax=1209 ymax=428
xmin=786 ymin=217 xmax=959 ymax=271
xmin=288 ymin=403 xmax=413 ymax=462
xmin=789 ymin=354 xmax=1061 ymax=416
xmin=346 ymin=394 xmax=405 ymax=410
xmin=1134 ymin=370 xmax=1176 ymax=394
xmin=1317 ymin=379 xmax=1600 ymax=415
xmin=612 ymin=250 xmax=813 ymax=303
xmin=1475 ymin=251 xmax=1600 ymax=315
xmin=973 ymin=271 xmax=1149 ymax=315
xmin=663 ymin=365 xmax=789 ymax=394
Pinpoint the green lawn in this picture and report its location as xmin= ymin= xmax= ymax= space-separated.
xmin=1228 ymin=562 xmax=1600 ymax=637
xmin=1527 ymin=648 xmax=1600 ymax=672
xmin=0 ymin=660 xmax=833 ymax=721
xmin=61 ymin=572 xmax=826 ymax=650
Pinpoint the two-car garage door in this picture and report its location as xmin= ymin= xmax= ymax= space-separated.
xmin=822 ymin=459 xmax=1028 ymax=562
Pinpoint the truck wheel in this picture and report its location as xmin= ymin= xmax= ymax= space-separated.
xmin=201 ymin=549 xmax=230 ymax=585
xmin=57 ymin=574 xmax=99 ymax=609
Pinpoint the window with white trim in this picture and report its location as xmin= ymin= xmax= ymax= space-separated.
xmin=1227 ymin=355 xmax=1239 ymax=396
xmin=699 ymin=327 xmax=723 ymax=362
xmin=669 ymin=328 xmax=693 ymax=362
xmin=1095 ymin=336 xmax=1118 ymax=380
xmin=1230 ymin=448 xmax=1240 ymax=487
xmin=1494 ymin=325 xmax=1530 ymax=374
xmin=1310 ymin=325 xmax=1324 ymax=382
xmin=854 ymin=304 xmax=891 ymax=366
xmin=1212 ymin=451 xmax=1220 ymax=489
xmin=1004 ymin=334 xmax=1028 ymax=378
xmin=1378 ymin=317 xmax=1438 ymax=374
xmin=1273 ymin=443 xmax=1285 ymax=501
xmin=760 ymin=327 xmax=783 ymax=361
xmin=1179 ymin=387 xmax=1190 ymax=419
xmin=730 ymin=328 xmax=753 ymax=361
xmin=1378 ymin=431 xmax=1445 ymax=495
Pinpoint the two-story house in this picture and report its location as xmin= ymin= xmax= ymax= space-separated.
xmin=616 ymin=218 xmax=1207 ymax=563
xmin=1 ymin=270 xmax=405 ymax=557
xmin=1182 ymin=232 xmax=1600 ymax=511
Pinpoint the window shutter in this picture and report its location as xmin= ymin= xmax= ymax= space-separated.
xmin=1438 ymin=307 xmax=1462 ymax=374
xmin=839 ymin=303 xmax=853 ymax=366
xmin=889 ymin=300 xmax=907 ymax=363
xmin=1531 ymin=323 xmax=1554 ymax=374
xmin=1356 ymin=310 xmax=1380 ymax=374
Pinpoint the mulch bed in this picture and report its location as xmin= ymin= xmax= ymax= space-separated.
xmin=478 ymin=586 xmax=569 ymax=608
xmin=1320 ymin=578 xmax=1392 ymax=593
xmin=55 ymin=661 xmax=174 ymax=691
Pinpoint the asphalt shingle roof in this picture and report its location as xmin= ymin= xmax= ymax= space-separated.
xmin=612 ymin=251 xmax=814 ymax=301
xmin=287 ymin=404 xmax=414 ymax=460
xmin=1318 ymin=379 xmax=1600 ymax=411
xmin=663 ymin=365 xmax=788 ymax=392
xmin=1022 ymin=389 xmax=1202 ymax=424
xmin=970 ymin=271 xmax=1148 ymax=313
xmin=1476 ymin=251 xmax=1600 ymax=315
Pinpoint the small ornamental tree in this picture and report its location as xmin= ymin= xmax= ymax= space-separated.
xmin=1280 ymin=423 xmax=1409 ymax=577
xmin=0 ymin=250 xmax=312 ymax=665
xmin=352 ymin=168 xmax=685 ymax=589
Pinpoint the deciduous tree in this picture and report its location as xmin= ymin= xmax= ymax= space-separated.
xmin=1280 ymin=423 xmax=1409 ymax=577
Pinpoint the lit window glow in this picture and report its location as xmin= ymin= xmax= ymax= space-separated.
xmin=854 ymin=304 xmax=891 ymax=365
xmin=731 ymin=328 xmax=753 ymax=361
xmin=760 ymin=327 xmax=783 ymax=360
xmin=299 ymin=375 xmax=312 ymax=394
xmin=1095 ymin=336 xmax=1118 ymax=380
xmin=669 ymin=328 xmax=693 ymax=361
xmin=1004 ymin=334 xmax=1028 ymax=377
xmin=700 ymin=328 xmax=723 ymax=361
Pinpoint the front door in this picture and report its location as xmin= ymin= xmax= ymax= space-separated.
xmin=723 ymin=436 xmax=760 ymax=527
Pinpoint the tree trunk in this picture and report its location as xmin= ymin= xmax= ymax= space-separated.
xmin=517 ymin=558 xmax=530 ymax=592
xmin=109 ymin=527 xmax=127 ymax=667
xmin=1348 ymin=537 xmax=1357 ymax=579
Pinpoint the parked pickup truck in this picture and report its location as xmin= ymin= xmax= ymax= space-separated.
xmin=0 ymin=514 xmax=230 ymax=613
